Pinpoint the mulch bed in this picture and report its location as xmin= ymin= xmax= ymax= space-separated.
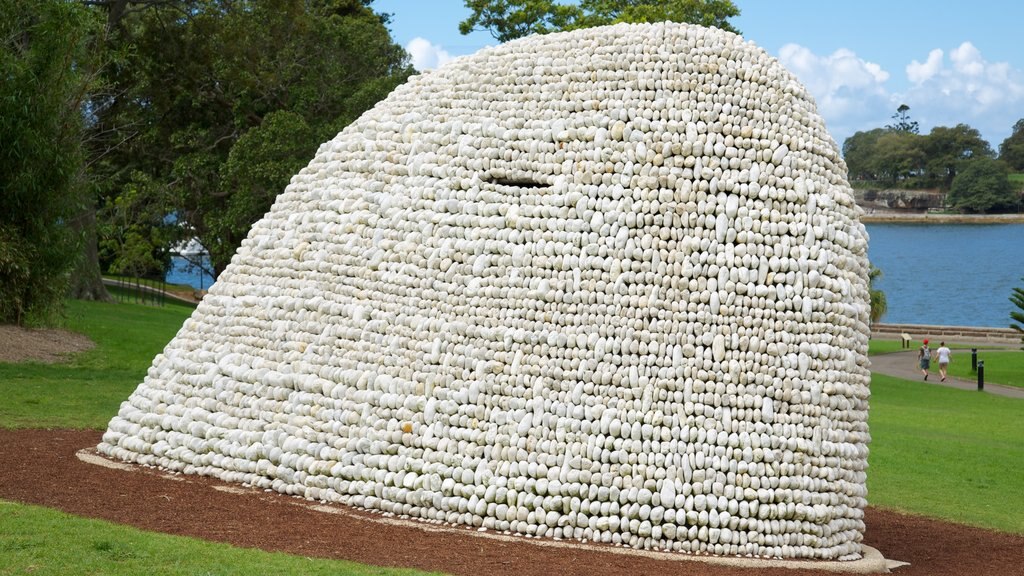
xmin=0 ymin=326 xmax=94 ymax=363
xmin=2 ymin=429 xmax=1022 ymax=576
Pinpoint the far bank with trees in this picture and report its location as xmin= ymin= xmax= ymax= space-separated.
xmin=845 ymin=105 xmax=1024 ymax=215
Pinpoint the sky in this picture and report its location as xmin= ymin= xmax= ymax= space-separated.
xmin=373 ymin=0 xmax=1024 ymax=151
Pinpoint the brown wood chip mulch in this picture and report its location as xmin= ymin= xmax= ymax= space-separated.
xmin=2 ymin=429 xmax=1022 ymax=576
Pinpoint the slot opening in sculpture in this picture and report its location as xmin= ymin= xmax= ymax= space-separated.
xmin=489 ymin=177 xmax=549 ymax=188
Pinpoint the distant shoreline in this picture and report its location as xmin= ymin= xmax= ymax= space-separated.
xmin=861 ymin=212 xmax=1024 ymax=224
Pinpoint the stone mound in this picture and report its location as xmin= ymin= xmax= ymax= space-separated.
xmin=100 ymin=22 xmax=873 ymax=561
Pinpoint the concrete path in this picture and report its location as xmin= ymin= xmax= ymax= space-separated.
xmin=870 ymin=348 xmax=1024 ymax=400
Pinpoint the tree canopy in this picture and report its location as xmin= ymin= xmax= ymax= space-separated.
xmin=841 ymin=105 xmax=1024 ymax=214
xmin=91 ymin=0 xmax=413 ymax=277
xmin=459 ymin=0 xmax=740 ymax=42
xmin=0 ymin=0 xmax=101 ymax=324
xmin=921 ymin=124 xmax=994 ymax=189
xmin=999 ymin=119 xmax=1024 ymax=172
xmin=885 ymin=103 xmax=919 ymax=134
xmin=843 ymin=106 xmax=1005 ymax=196
xmin=947 ymin=157 xmax=1016 ymax=213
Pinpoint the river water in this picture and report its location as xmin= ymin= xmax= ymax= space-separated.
xmin=163 ymin=223 xmax=1024 ymax=329
xmin=166 ymin=256 xmax=215 ymax=292
xmin=866 ymin=223 xmax=1024 ymax=327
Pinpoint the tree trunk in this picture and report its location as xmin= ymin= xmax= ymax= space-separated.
xmin=68 ymin=206 xmax=113 ymax=302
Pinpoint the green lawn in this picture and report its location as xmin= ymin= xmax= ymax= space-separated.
xmin=0 ymin=298 xmax=193 ymax=429
xmin=867 ymin=373 xmax=1024 ymax=533
xmin=867 ymin=338 xmax=910 ymax=355
xmin=945 ymin=348 xmax=1024 ymax=388
xmin=1 ymin=301 xmax=1023 ymax=576
xmin=0 ymin=500 xmax=438 ymax=576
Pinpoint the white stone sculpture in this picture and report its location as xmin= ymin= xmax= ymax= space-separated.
xmin=100 ymin=22 xmax=873 ymax=561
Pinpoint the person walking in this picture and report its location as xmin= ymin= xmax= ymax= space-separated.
xmin=918 ymin=339 xmax=931 ymax=380
xmin=935 ymin=341 xmax=952 ymax=382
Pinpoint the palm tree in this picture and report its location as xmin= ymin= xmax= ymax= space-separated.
xmin=1010 ymin=278 xmax=1024 ymax=349
xmin=869 ymin=266 xmax=887 ymax=324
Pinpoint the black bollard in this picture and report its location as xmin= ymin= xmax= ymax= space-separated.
xmin=971 ymin=348 xmax=978 ymax=372
xmin=977 ymin=360 xmax=984 ymax=391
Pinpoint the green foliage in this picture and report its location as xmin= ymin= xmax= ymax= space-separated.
xmin=868 ymin=373 xmax=1024 ymax=533
xmin=0 ymin=0 xmax=102 ymax=324
xmin=0 ymin=501 xmax=441 ymax=576
xmin=1011 ymin=278 xmax=1024 ymax=349
xmin=91 ymin=0 xmax=413 ymax=277
xmin=872 ymin=130 xmax=925 ymax=185
xmin=460 ymin=0 xmax=740 ymax=43
xmin=885 ymin=103 xmax=919 ymax=134
xmin=999 ymin=119 xmax=1024 ymax=171
xmin=868 ymin=265 xmax=887 ymax=323
xmin=947 ymin=157 xmax=1016 ymax=213
xmin=843 ymin=110 xmax=1015 ymax=196
xmin=842 ymin=124 xmax=927 ymax=186
xmin=921 ymin=124 xmax=994 ymax=189
xmin=98 ymin=173 xmax=176 ymax=279
xmin=842 ymin=128 xmax=886 ymax=181
xmin=207 ymin=110 xmax=316 ymax=271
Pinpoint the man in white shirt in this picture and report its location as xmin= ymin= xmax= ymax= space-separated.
xmin=935 ymin=341 xmax=952 ymax=382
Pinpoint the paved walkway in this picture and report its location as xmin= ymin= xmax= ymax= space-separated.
xmin=870 ymin=347 xmax=1024 ymax=400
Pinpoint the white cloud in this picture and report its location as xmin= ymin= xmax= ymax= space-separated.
xmin=405 ymin=37 xmax=453 ymax=71
xmin=907 ymin=49 xmax=943 ymax=84
xmin=771 ymin=42 xmax=1024 ymax=148
xmin=897 ymin=42 xmax=1024 ymax=145
xmin=779 ymin=44 xmax=889 ymax=93
xmin=776 ymin=43 xmax=892 ymax=146
xmin=950 ymin=42 xmax=984 ymax=76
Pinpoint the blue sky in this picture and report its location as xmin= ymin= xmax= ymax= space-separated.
xmin=374 ymin=0 xmax=1024 ymax=151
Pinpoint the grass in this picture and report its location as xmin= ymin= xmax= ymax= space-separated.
xmin=867 ymin=338 xmax=910 ymax=355
xmin=867 ymin=372 xmax=1024 ymax=533
xmin=0 ymin=500 xmax=439 ymax=576
xmin=0 ymin=298 xmax=193 ymax=429
xmin=869 ymin=338 xmax=992 ymax=356
xmin=946 ymin=348 xmax=1024 ymax=388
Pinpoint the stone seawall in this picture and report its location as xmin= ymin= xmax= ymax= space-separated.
xmin=854 ymin=188 xmax=943 ymax=211
xmin=872 ymin=323 xmax=1021 ymax=345
xmin=861 ymin=212 xmax=1024 ymax=224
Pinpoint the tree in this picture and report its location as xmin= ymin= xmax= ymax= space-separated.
xmin=0 ymin=0 xmax=102 ymax=324
xmin=206 ymin=110 xmax=316 ymax=271
xmin=872 ymin=130 xmax=925 ymax=185
xmin=1011 ymin=278 xmax=1024 ymax=350
xmin=886 ymin=104 xmax=919 ymax=134
xmin=921 ymin=124 xmax=993 ymax=189
xmin=91 ymin=0 xmax=413 ymax=277
xmin=97 ymin=172 xmax=177 ymax=282
xmin=869 ymin=265 xmax=887 ymax=324
xmin=998 ymin=118 xmax=1024 ymax=171
xmin=947 ymin=157 xmax=1016 ymax=213
xmin=842 ymin=128 xmax=886 ymax=181
xmin=459 ymin=0 xmax=740 ymax=43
